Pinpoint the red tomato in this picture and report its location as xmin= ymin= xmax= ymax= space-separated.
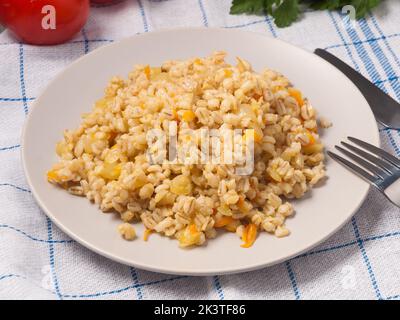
xmin=0 ymin=0 xmax=90 ymax=45
xmin=91 ymin=0 xmax=117 ymax=4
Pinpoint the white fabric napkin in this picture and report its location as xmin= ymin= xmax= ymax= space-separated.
xmin=1 ymin=0 xmax=400 ymax=300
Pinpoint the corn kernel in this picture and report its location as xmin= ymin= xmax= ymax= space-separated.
xmin=182 ymin=110 xmax=196 ymax=122
xmin=224 ymin=69 xmax=233 ymax=77
xmin=272 ymin=86 xmax=284 ymax=93
xmin=47 ymin=170 xmax=60 ymax=182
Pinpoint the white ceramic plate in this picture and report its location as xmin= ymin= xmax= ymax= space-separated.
xmin=22 ymin=28 xmax=379 ymax=276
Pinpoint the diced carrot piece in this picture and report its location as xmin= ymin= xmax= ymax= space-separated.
xmin=244 ymin=128 xmax=262 ymax=143
xmin=143 ymin=229 xmax=153 ymax=241
xmin=306 ymin=131 xmax=316 ymax=146
xmin=288 ymin=88 xmax=304 ymax=106
xmin=214 ymin=216 xmax=234 ymax=228
xmin=254 ymin=129 xmax=263 ymax=143
xmin=237 ymin=197 xmax=250 ymax=213
xmin=241 ymin=223 xmax=257 ymax=248
xmin=189 ymin=224 xmax=198 ymax=235
xmin=144 ymin=65 xmax=151 ymax=79
xmin=172 ymin=107 xmax=179 ymax=121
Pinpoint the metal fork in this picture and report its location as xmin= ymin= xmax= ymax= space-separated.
xmin=328 ymin=137 xmax=400 ymax=206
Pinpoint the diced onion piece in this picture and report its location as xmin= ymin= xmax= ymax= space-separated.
xmin=105 ymin=147 xmax=120 ymax=163
xmin=95 ymin=97 xmax=113 ymax=110
xmin=55 ymin=141 xmax=68 ymax=157
xmin=133 ymin=173 xmax=148 ymax=189
xmin=178 ymin=224 xmax=201 ymax=247
xmin=170 ymin=175 xmax=192 ymax=195
xmin=225 ymin=220 xmax=240 ymax=233
xmin=217 ymin=204 xmax=232 ymax=216
xmin=99 ymin=162 xmax=121 ymax=180
xmin=302 ymin=143 xmax=324 ymax=155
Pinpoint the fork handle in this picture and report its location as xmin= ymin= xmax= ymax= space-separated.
xmin=384 ymin=179 xmax=400 ymax=207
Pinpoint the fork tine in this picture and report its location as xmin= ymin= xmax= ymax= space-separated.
xmin=348 ymin=136 xmax=400 ymax=168
xmin=335 ymin=145 xmax=388 ymax=179
xmin=328 ymin=151 xmax=377 ymax=184
xmin=341 ymin=142 xmax=396 ymax=174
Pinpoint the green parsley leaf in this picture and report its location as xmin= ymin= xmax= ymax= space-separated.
xmin=264 ymin=0 xmax=282 ymax=14
xmin=351 ymin=0 xmax=382 ymax=18
xmin=309 ymin=0 xmax=342 ymax=10
xmin=229 ymin=0 xmax=384 ymax=28
xmin=230 ymin=0 xmax=266 ymax=14
xmin=273 ymin=0 xmax=299 ymax=28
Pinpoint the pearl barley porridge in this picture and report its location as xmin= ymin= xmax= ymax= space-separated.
xmin=47 ymin=52 xmax=329 ymax=248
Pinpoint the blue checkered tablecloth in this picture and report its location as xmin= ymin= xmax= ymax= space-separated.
xmin=1 ymin=0 xmax=400 ymax=300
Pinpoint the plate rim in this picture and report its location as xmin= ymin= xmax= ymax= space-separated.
xmin=21 ymin=27 xmax=380 ymax=276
